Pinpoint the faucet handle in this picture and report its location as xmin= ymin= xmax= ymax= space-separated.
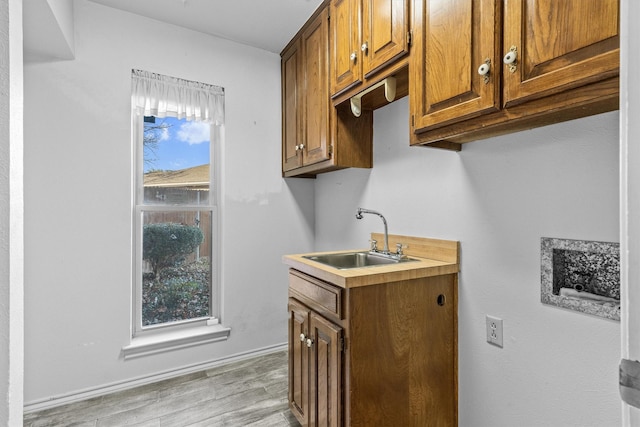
xmin=370 ymin=239 xmax=378 ymax=252
xmin=396 ymin=243 xmax=408 ymax=256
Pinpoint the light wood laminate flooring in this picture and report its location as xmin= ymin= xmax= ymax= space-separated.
xmin=24 ymin=350 xmax=300 ymax=426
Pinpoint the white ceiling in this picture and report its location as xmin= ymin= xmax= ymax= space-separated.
xmin=86 ymin=0 xmax=324 ymax=53
xmin=23 ymin=0 xmax=323 ymax=60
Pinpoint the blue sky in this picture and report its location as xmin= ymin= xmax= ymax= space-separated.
xmin=143 ymin=116 xmax=210 ymax=173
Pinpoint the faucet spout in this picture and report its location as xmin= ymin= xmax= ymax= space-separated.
xmin=355 ymin=208 xmax=389 ymax=254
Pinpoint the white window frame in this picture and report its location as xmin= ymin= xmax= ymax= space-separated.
xmin=124 ymin=76 xmax=228 ymax=359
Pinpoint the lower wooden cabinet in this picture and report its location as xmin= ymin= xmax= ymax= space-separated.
xmin=289 ymin=298 xmax=343 ymax=426
xmin=289 ymin=299 xmax=310 ymax=423
xmin=288 ymin=268 xmax=458 ymax=426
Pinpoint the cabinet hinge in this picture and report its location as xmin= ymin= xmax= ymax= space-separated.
xmin=407 ymin=30 xmax=412 ymax=47
xmin=328 ymin=144 xmax=334 ymax=157
xmin=340 ymin=337 xmax=345 ymax=352
xmin=411 ymin=115 xmax=415 ymax=128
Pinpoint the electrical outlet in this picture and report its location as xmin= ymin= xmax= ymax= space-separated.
xmin=486 ymin=315 xmax=503 ymax=348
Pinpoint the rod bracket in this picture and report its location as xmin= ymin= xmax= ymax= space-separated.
xmin=350 ymin=77 xmax=397 ymax=117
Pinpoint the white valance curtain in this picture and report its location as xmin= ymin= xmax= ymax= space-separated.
xmin=131 ymin=69 xmax=224 ymax=125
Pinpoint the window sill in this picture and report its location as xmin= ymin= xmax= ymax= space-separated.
xmin=122 ymin=323 xmax=231 ymax=360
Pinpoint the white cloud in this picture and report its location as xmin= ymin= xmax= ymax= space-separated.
xmin=159 ymin=126 xmax=170 ymax=141
xmin=177 ymin=121 xmax=210 ymax=145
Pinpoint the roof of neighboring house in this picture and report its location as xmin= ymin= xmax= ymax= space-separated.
xmin=143 ymin=164 xmax=210 ymax=189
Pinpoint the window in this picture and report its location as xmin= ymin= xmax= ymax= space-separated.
xmin=126 ymin=70 xmax=227 ymax=356
xmin=138 ymin=116 xmax=213 ymax=328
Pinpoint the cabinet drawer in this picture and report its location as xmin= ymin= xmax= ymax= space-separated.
xmin=289 ymin=270 xmax=343 ymax=320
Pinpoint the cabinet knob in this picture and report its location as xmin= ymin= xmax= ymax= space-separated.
xmin=477 ymin=62 xmax=490 ymax=76
xmin=478 ymin=59 xmax=491 ymax=84
xmin=306 ymin=338 xmax=314 ymax=348
xmin=503 ymin=51 xmax=516 ymax=64
xmin=295 ymin=145 xmax=300 ymax=151
xmin=503 ymin=46 xmax=518 ymax=73
xmin=350 ymin=52 xmax=357 ymax=62
xmin=361 ymin=42 xmax=368 ymax=54
xmin=300 ymin=333 xmax=306 ymax=342
xmin=299 ymin=143 xmax=304 ymax=150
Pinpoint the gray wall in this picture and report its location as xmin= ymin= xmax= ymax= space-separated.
xmin=315 ymin=99 xmax=621 ymax=426
xmin=23 ymin=0 xmax=314 ymax=405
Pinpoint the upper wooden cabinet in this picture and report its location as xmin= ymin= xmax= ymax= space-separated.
xmin=330 ymin=0 xmax=362 ymax=96
xmin=410 ymin=0 xmax=501 ymax=133
xmin=502 ymin=0 xmax=619 ymax=108
xmin=282 ymin=39 xmax=303 ymax=173
xmin=302 ymin=10 xmax=332 ymax=167
xmin=282 ymin=8 xmax=331 ymax=174
xmin=284 ymin=0 xmax=620 ymax=167
xmin=282 ymin=1 xmax=373 ymax=178
xmin=330 ymin=0 xmax=410 ymax=99
xmin=410 ymin=0 xmax=620 ymax=149
xmin=361 ymin=0 xmax=410 ymax=78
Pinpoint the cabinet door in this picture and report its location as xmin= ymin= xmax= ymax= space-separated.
xmin=330 ymin=0 xmax=362 ymax=96
xmin=309 ymin=312 xmax=343 ymax=427
xmin=361 ymin=0 xmax=409 ymax=78
xmin=302 ymin=8 xmax=332 ymax=167
xmin=282 ymin=40 xmax=302 ymax=173
xmin=410 ymin=0 xmax=501 ymax=134
xmin=502 ymin=0 xmax=619 ymax=108
xmin=289 ymin=299 xmax=310 ymax=424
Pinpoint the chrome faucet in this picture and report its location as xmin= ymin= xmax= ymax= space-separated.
xmin=355 ymin=208 xmax=390 ymax=255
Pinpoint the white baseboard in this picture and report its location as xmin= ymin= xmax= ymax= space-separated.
xmin=24 ymin=342 xmax=288 ymax=414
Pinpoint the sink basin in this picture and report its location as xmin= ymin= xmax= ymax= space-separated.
xmin=303 ymin=251 xmax=418 ymax=270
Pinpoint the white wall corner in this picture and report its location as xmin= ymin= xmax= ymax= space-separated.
xmin=0 ymin=0 xmax=24 ymax=425
xmin=23 ymin=0 xmax=75 ymax=61
xmin=620 ymin=0 xmax=640 ymax=423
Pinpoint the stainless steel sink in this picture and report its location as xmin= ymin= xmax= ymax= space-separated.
xmin=303 ymin=251 xmax=417 ymax=270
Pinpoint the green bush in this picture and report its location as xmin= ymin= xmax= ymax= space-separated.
xmin=143 ymin=222 xmax=204 ymax=276
xmin=142 ymin=276 xmax=209 ymax=326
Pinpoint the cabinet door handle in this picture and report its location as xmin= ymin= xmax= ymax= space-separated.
xmin=477 ymin=61 xmax=490 ymax=76
xmin=477 ymin=59 xmax=491 ymax=84
xmin=361 ymin=42 xmax=368 ymax=54
xmin=306 ymin=338 xmax=314 ymax=348
xmin=503 ymin=46 xmax=517 ymax=73
xmin=350 ymin=52 xmax=357 ymax=62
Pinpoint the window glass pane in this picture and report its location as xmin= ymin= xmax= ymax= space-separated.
xmin=143 ymin=116 xmax=210 ymax=206
xmin=141 ymin=210 xmax=212 ymax=327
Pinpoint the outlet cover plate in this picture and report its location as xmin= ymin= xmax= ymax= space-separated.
xmin=486 ymin=315 xmax=503 ymax=348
